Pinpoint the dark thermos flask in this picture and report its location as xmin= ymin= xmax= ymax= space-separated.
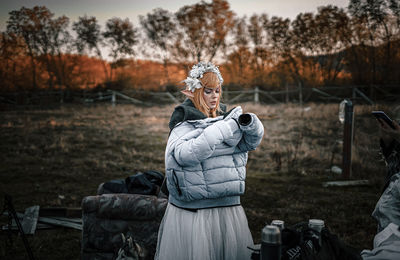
xmin=261 ymin=225 xmax=281 ymax=260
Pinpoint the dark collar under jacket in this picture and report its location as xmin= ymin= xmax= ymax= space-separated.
xmin=168 ymin=99 xmax=227 ymax=130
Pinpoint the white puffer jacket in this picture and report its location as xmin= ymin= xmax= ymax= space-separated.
xmin=165 ymin=105 xmax=264 ymax=209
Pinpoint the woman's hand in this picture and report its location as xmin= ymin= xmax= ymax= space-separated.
xmin=378 ymin=118 xmax=400 ymax=146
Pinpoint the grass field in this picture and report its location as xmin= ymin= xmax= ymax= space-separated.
xmin=0 ymin=101 xmax=397 ymax=259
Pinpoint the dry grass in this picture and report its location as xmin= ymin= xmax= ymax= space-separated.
xmin=0 ymin=102 xmax=396 ymax=259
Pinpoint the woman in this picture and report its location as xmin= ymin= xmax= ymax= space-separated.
xmin=155 ymin=62 xmax=264 ymax=260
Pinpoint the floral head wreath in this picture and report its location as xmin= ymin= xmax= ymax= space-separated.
xmin=182 ymin=62 xmax=223 ymax=93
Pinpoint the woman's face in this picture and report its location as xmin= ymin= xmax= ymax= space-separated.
xmin=203 ymin=87 xmax=220 ymax=109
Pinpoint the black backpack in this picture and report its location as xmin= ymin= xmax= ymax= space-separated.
xmin=281 ymin=222 xmax=362 ymax=260
xmin=250 ymin=222 xmax=361 ymax=260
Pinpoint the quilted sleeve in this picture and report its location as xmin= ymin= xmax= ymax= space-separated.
xmin=171 ymin=119 xmax=240 ymax=167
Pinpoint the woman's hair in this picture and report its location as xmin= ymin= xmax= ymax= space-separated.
xmin=191 ymin=72 xmax=222 ymax=118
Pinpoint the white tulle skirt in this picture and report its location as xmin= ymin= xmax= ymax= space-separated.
xmin=155 ymin=203 xmax=254 ymax=260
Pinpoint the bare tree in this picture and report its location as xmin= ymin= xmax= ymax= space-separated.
xmin=247 ymin=14 xmax=271 ymax=86
xmin=73 ymin=15 xmax=109 ymax=81
xmin=264 ymin=16 xmax=293 ymax=87
xmin=7 ymin=7 xmax=49 ymax=88
xmin=313 ymin=5 xmax=351 ymax=83
xmin=291 ymin=12 xmax=326 ymax=86
xmin=140 ymin=8 xmax=177 ymax=83
xmin=0 ymin=32 xmax=27 ymax=90
xmin=47 ymin=15 xmax=72 ymax=88
xmin=103 ymin=17 xmax=138 ymax=79
xmin=264 ymin=16 xmax=291 ymax=64
xmin=7 ymin=6 xmax=72 ymax=89
xmin=175 ymin=0 xmax=234 ymax=63
xmin=348 ymin=0 xmax=400 ymax=84
xmin=225 ymin=17 xmax=251 ymax=86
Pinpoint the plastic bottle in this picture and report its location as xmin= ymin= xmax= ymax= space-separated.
xmin=308 ymin=219 xmax=325 ymax=247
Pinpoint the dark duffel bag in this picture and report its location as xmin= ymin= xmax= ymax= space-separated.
xmin=102 ymin=179 xmax=129 ymax=194
xmin=101 ymin=170 xmax=165 ymax=196
xmin=125 ymin=170 xmax=164 ymax=195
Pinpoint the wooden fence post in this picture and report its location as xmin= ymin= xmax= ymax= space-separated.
xmin=254 ymin=86 xmax=259 ymax=103
xmin=111 ymin=91 xmax=116 ymax=107
xmin=285 ymin=83 xmax=289 ymax=103
xmin=342 ymin=99 xmax=354 ymax=179
xmin=60 ymin=90 xmax=64 ymax=104
xmin=298 ymin=81 xmax=303 ymax=106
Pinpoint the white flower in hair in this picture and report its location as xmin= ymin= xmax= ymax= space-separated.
xmin=183 ymin=61 xmax=223 ymax=92
xmin=183 ymin=77 xmax=202 ymax=92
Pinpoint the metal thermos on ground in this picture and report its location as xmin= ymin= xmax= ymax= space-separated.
xmin=261 ymin=225 xmax=281 ymax=260
xmin=260 ymin=219 xmax=325 ymax=259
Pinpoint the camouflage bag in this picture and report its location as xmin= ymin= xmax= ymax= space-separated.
xmin=81 ymin=193 xmax=167 ymax=260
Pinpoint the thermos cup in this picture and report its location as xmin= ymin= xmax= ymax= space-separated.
xmin=271 ymin=220 xmax=285 ymax=230
xmin=261 ymin=225 xmax=281 ymax=260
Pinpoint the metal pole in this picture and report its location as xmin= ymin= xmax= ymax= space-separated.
xmin=342 ymin=100 xmax=354 ymax=179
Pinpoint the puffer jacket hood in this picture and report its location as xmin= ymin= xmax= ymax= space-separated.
xmin=165 ymin=104 xmax=264 ymax=210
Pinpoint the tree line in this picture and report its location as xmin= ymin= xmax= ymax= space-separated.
xmin=1 ymin=0 xmax=399 ymax=92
